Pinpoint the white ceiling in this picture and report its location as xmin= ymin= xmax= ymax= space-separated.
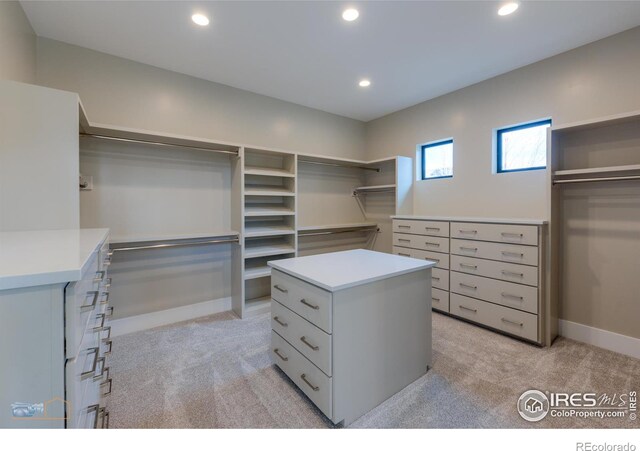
xmin=21 ymin=1 xmax=640 ymax=122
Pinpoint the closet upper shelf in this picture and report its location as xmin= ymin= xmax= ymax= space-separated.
xmin=244 ymin=224 xmax=296 ymax=238
xmin=353 ymin=184 xmax=396 ymax=194
xmin=553 ymin=164 xmax=640 ymax=177
xmin=244 ymin=167 xmax=295 ymax=178
xmin=244 ymin=186 xmax=295 ymax=196
xmin=244 ymin=206 xmax=295 ymax=216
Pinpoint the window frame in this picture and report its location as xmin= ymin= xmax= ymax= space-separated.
xmin=496 ymin=119 xmax=552 ymax=174
xmin=420 ymin=139 xmax=454 ymax=180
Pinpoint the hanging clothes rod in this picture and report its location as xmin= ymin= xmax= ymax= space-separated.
xmin=298 ymin=159 xmax=380 ymax=172
xmin=80 ymin=133 xmax=239 ymax=156
xmin=110 ymin=237 xmax=239 ymax=253
xmin=553 ymin=175 xmax=640 ymax=185
xmin=298 ymin=227 xmax=380 ymax=237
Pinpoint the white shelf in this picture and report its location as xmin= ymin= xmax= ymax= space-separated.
xmin=244 ymin=244 xmax=296 ymax=259
xmin=554 ymin=164 xmax=640 ymax=177
xmin=353 ymin=184 xmax=396 ymax=193
xmin=297 ymin=222 xmax=378 ymax=232
xmin=244 ymin=205 xmax=295 ymax=217
xmin=244 ymin=224 xmax=296 ymax=238
xmin=244 ymin=186 xmax=295 ymax=197
xmin=244 ymin=296 xmax=271 ymax=315
xmin=244 ymin=266 xmax=271 ymax=280
xmin=244 ymin=167 xmax=295 ymax=178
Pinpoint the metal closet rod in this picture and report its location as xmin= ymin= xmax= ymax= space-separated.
xmin=298 ymin=227 xmax=380 ymax=237
xmin=298 ymin=159 xmax=380 ymax=172
xmin=111 ymin=237 xmax=239 ymax=253
xmin=80 ymin=133 xmax=239 ymax=156
xmin=553 ymin=175 xmax=640 ymax=185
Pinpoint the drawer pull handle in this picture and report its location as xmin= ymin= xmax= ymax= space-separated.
xmin=429 ymin=258 xmax=440 ymax=262
xmin=103 ymin=257 xmax=111 ymax=267
xmin=81 ymin=291 xmax=100 ymax=312
xmin=501 ymin=251 xmax=524 ymax=258
xmin=101 ymin=326 xmax=112 ymax=342
xmin=459 ymin=263 xmax=477 ymax=269
xmin=425 ymin=227 xmax=440 ymax=231
xmin=501 ymin=292 xmax=524 ymax=301
xmin=432 ymin=297 xmax=440 ymax=302
xmin=273 ymin=284 xmax=288 ymax=293
xmin=92 ymin=313 xmax=106 ymax=332
xmin=81 ymin=347 xmax=100 ymax=380
xmin=87 ymin=404 xmax=100 ymax=428
xmin=300 ymin=374 xmax=320 ymax=392
xmin=398 ymin=253 xmax=411 ymax=257
xmin=99 ymin=407 xmax=109 ymax=429
xmin=93 ymin=271 xmax=105 ymax=283
xmin=501 ymin=270 xmax=524 ymax=278
xmin=459 ymin=229 xmax=477 ymax=234
xmin=460 ymin=247 xmax=478 ymax=252
xmin=93 ymin=357 xmax=106 ymax=381
xmin=300 ymin=298 xmax=319 ymax=310
xmin=103 ymin=339 xmax=113 ymax=355
xmin=459 ymin=305 xmax=478 ymax=313
xmin=102 ymin=277 xmax=112 ymax=288
xmin=300 ymin=336 xmax=319 ymax=351
xmin=432 ymin=276 xmax=440 ymax=281
xmin=501 ymin=232 xmax=524 ymax=238
xmin=107 ymin=250 xmax=114 ymax=257
xmin=105 ymin=306 xmax=114 ymax=318
xmin=100 ymin=292 xmax=110 ymax=305
xmin=273 ymin=348 xmax=289 ymax=361
xmin=101 ymin=377 xmax=113 ymax=396
xmin=273 ymin=316 xmax=288 ymax=327
xmin=501 ymin=317 xmax=524 ymax=327
xmin=398 ymin=239 xmax=411 ymax=242
xmin=425 ymin=242 xmax=440 ymax=247
xmin=459 ymin=283 xmax=477 ymax=290
xmin=398 ymin=225 xmax=411 ymax=229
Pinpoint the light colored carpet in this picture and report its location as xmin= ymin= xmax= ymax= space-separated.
xmin=106 ymin=311 xmax=640 ymax=428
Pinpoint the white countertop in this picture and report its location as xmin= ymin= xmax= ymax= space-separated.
xmin=391 ymin=215 xmax=548 ymax=225
xmin=268 ymin=249 xmax=435 ymax=292
xmin=0 ymin=228 xmax=110 ymax=290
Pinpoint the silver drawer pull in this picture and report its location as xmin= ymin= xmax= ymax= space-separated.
xmin=103 ymin=257 xmax=111 ymax=267
xmin=87 ymin=404 xmax=100 ymax=428
xmin=501 ymin=270 xmax=524 ymax=278
xmin=459 ymin=229 xmax=477 ymax=234
xmin=432 ymin=297 xmax=440 ymax=302
xmin=300 ymin=298 xmax=319 ymax=310
xmin=273 ymin=348 xmax=289 ymax=361
xmin=101 ymin=377 xmax=113 ymax=396
xmin=501 ymin=317 xmax=524 ymax=327
xmin=300 ymin=374 xmax=320 ymax=391
xmin=107 ymin=250 xmax=114 ymax=257
xmin=81 ymin=347 xmax=100 ymax=380
xmin=102 ymin=339 xmax=113 ymax=355
xmin=100 ymin=291 xmax=110 ymax=305
xmin=93 ymin=271 xmax=105 ymax=283
xmin=459 ymin=283 xmax=477 ymax=290
xmin=425 ymin=242 xmax=440 ymax=247
xmin=501 ymin=292 xmax=524 ymax=301
xmin=93 ymin=357 xmax=106 ymax=381
xmin=425 ymin=227 xmax=440 ymax=231
xmin=398 ymin=253 xmax=411 ymax=257
xmin=81 ymin=291 xmax=100 ymax=312
xmin=273 ymin=316 xmax=288 ymax=327
xmin=101 ymin=326 xmax=112 ymax=342
xmin=460 ymin=247 xmax=478 ymax=252
xmin=459 ymin=305 xmax=477 ymax=313
xmin=300 ymin=336 xmax=319 ymax=351
xmin=92 ymin=313 xmax=106 ymax=332
xmin=501 ymin=232 xmax=524 ymax=238
xmin=273 ymin=284 xmax=288 ymax=293
xmin=501 ymin=251 xmax=524 ymax=258
xmin=105 ymin=306 xmax=114 ymax=318
xmin=460 ymin=263 xmax=478 ymax=269
xmin=398 ymin=239 xmax=411 ymax=242
xmin=432 ymin=276 xmax=440 ymax=281
xmin=102 ymin=277 xmax=112 ymax=288
xmin=99 ymin=407 xmax=109 ymax=429
xmin=398 ymin=225 xmax=411 ymax=229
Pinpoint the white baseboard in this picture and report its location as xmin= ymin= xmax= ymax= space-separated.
xmin=110 ymin=297 xmax=232 ymax=337
xmin=559 ymin=319 xmax=640 ymax=360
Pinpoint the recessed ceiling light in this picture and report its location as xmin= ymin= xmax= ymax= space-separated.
xmin=498 ymin=2 xmax=519 ymax=16
xmin=192 ymin=13 xmax=210 ymax=26
xmin=359 ymin=79 xmax=371 ymax=88
xmin=342 ymin=8 xmax=359 ymax=22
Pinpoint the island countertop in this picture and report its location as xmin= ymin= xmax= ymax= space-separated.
xmin=0 ymin=228 xmax=110 ymax=290
xmin=268 ymin=249 xmax=435 ymax=292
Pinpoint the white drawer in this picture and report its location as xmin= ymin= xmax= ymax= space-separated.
xmin=431 ymin=267 xmax=449 ymax=291
xmin=431 ymin=288 xmax=449 ymax=313
xmin=450 ymin=272 xmax=538 ymax=314
xmin=450 ymin=294 xmax=538 ymax=342
xmin=271 ymin=331 xmax=332 ymax=419
xmin=393 ymin=219 xmax=449 ymax=237
xmin=393 ymin=233 xmax=450 ymax=253
xmin=451 ymin=255 xmax=538 ymax=287
xmin=271 ymin=300 xmax=332 ymax=376
xmin=271 ymin=270 xmax=332 ymax=334
xmin=393 ymin=246 xmax=449 ymax=269
xmin=451 ymin=222 xmax=538 ymax=246
xmin=451 ymin=239 xmax=538 ymax=266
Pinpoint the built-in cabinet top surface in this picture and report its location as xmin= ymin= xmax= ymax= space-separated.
xmin=0 ymin=228 xmax=109 ymax=290
xmin=391 ymin=215 xmax=547 ymax=225
xmin=268 ymin=249 xmax=435 ymax=292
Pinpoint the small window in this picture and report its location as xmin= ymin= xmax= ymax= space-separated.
xmin=421 ymin=139 xmax=453 ymax=180
xmin=496 ymin=119 xmax=551 ymax=173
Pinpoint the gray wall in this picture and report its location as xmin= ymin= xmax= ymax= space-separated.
xmin=366 ymin=26 xmax=640 ymax=219
xmin=0 ymin=1 xmax=36 ymax=83
xmin=36 ymin=38 xmax=366 ymax=160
